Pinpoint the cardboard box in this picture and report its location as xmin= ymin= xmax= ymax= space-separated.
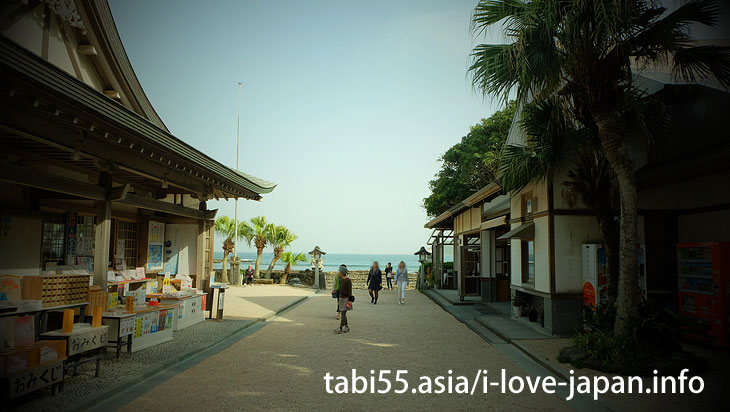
xmin=20 ymin=276 xmax=42 ymax=300
xmin=14 ymin=316 xmax=34 ymax=347
xmin=17 ymin=345 xmax=40 ymax=367
xmin=0 ymin=317 xmax=14 ymax=349
xmin=33 ymin=340 xmax=66 ymax=363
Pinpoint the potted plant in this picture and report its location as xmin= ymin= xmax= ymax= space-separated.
xmin=511 ymin=297 xmax=523 ymax=317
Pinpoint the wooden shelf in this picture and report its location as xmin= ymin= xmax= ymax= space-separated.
xmin=0 ymin=301 xmax=90 ymax=318
xmin=106 ymin=278 xmax=154 ymax=286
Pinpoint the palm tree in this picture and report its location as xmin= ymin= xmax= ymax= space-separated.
xmin=214 ymin=216 xmax=236 ymax=284
xmin=500 ymin=97 xmax=620 ymax=304
xmin=239 ymin=216 xmax=274 ymax=279
xmin=470 ymin=0 xmax=730 ymax=335
xmin=279 ymin=251 xmax=307 ymax=285
xmin=265 ymin=225 xmax=297 ymax=279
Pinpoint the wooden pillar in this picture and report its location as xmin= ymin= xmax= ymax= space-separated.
xmin=481 ymin=229 xmax=496 ymax=303
xmin=196 ymin=209 xmax=207 ymax=290
xmin=196 ymin=200 xmax=210 ymax=290
xmin=93 ymin=173 xmax=112 ymax=288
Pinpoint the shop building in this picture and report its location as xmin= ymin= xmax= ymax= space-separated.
xmin=0 ymin=1 xmax=276 ymax=393
xmin=500 ymin=68 xmax=730 ymax=336
xmin=425 ymin=183 xmax=511 ymax=303
xmin=0 ymin=0 xmax=275 ymax=289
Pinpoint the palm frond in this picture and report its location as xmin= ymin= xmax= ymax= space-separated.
xmin=470 ymin=43 xmax=521 ymax=100
xmin=471 ymin=0 xmax=532 ymax=37
xmin=470 ymin=1 xmax=562 ymax=102
xmin=214 ymin=216 xmax=236 ymax=238
xmin=238 ymin=221 xmax=254 ymax=246
xmin=672 ymin=44 xmax=730 ymax=89
xmin=500 ymin=96 xmax=579 ymax=193
xmin=499 ymin=144 xmax=550 ymax=193
xmin=629 ymin=0 xmax=721 ymax=63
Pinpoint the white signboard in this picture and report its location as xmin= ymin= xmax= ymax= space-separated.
xmin=68 ymin=327 xmax=109 ymax=356
xmin=6 ymin=360 xmax=63 ymax=399
xmin=120 ymin=317 xmax=135 ymax=336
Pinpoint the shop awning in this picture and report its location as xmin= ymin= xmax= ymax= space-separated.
xmin=497 ymin=222 xmax=534 ymax=240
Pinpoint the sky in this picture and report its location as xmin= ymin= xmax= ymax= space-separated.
xmin=108 ymin=0 xmax=504 ymax=254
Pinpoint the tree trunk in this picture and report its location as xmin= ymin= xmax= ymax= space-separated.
xmin=265 ymin=247 xmax=283 ymax=278
xmin=255 ymin=248 xmax=264 ymax=278
xmin=221 ymin=251 xmax=230 ymax=284
xmin=594 ymin=109 xmax=640 ymax=336
xmin=595 ymin=193 xmax=620 ymax=305
xmin=280 ymin=265 xmax=291 ymax=285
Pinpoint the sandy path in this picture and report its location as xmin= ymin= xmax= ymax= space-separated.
xmin=115 ymin=288 xmax=569 ymax=411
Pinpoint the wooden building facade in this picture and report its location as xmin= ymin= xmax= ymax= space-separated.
xmin=0 ymin=0 xmax=276 ymax=288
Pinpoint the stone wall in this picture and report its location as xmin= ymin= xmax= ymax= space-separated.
xmin=214 ymin=269 xmax=417 ymax=290
xmin=324 ymin=271 xmax=417 ymax=290
xmin=270 ymin=269 xmax=315 ymax=285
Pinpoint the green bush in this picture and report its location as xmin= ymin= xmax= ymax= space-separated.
xmin=565 ymin=300 xmax=704 ymax=376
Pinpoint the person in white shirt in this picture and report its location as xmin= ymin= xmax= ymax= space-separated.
xmin=395 ymin=261 xmax=409 ymax=304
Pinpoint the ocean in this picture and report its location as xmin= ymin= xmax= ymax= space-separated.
xmin=213 ymin=252 xmax=420 ymax=272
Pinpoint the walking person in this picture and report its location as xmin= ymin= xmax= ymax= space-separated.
xmin=333 ymin=266 xmax=341 ymax=320
xmin=395 ymin=261 xmax=408 ymax=304
xmin=244 ymin=265 xmax=254 ymax=285
xmin=367 ymin=261 xmax=382 ymax=304
xmin=384 ymin=262 xmax=393 ymax=291
xmin=334 ymin=265 xmax=352 ymax=334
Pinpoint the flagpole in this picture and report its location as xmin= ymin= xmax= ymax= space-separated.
xmin=234 ymin=82 xmax=242 ymax=261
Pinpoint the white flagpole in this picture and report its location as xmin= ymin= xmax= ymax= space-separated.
xmin=234 ymin=82 xmax=242 ymax=260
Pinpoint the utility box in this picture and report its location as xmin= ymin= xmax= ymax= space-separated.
xmin=582 ymin=244 xmax=647 ymax=311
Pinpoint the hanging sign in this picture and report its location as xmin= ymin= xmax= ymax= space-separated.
xmin=146 ymin=221 xmax=165 ymax=271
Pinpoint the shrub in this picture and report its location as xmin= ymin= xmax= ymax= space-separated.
xmin=564 ymin=299 xmax=704 ymax=376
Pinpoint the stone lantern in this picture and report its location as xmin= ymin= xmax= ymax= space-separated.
xmin=308 ymin=246 xmax=326 ymax=290
xmin=414 ymin=246 xmax=432 ymax=290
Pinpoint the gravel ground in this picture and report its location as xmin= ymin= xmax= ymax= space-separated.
xmin=223 ymin=285 xmax=314 ymax=320
xmin=517 ymin=338 xmax=726 ymax=412
xmin=9 ymin=286 xmax=312 ymax=412
xmin=115 ymin=288 xmax=569 ymax=412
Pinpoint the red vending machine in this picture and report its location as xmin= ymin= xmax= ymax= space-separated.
xmin=677 ymin=242 xmax=730 ymax=347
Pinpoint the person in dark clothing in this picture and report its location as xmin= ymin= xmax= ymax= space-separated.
xmin=367 ymin=261 xmax=383 ymax=304
xmin=244 ymin=265 xmax=254 ymax=285
xmin=384 ymin=262 xmax=393 ymax=290
xmin=333 ymin=266 xmax=341 ymax=320
xmin=334 ymin=265 xmax=352 ymax=334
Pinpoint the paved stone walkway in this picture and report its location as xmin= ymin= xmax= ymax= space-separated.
xmin=113 ymin=288 xmax=569 ymax=412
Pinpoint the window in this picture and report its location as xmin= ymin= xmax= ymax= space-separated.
xmin=113 ymin=219 xmax=138 ymax=269
xmin=521 ymin=240 xmax=535 ymax=284
xmin=522 ymin=192 xmax=536 ymax=222
xmin=76 ymin=215 xmax=95 ymax=254
xmin=41 ymin=213 xmax=66 ymax=269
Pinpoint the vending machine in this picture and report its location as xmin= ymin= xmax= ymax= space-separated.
xmin=677 ymin=242 xmax=730 ymax=347
xmin=582 ymin=244 xmax=647 ymax=310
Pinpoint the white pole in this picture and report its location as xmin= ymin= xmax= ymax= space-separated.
xmin=234 ymin=82 xmax=242 ymax=259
